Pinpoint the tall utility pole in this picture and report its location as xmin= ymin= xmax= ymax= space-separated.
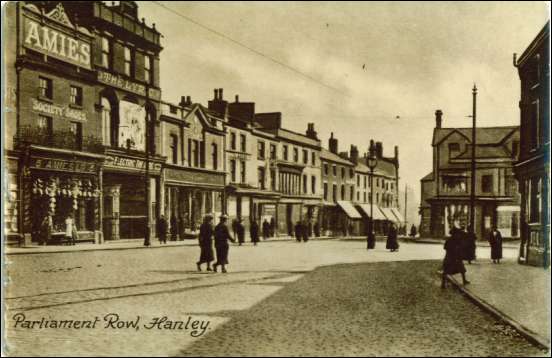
xmin=144 ymin=84 xmax=151 ymax=247
xmin=404 ymin=184 xmax=408 ymax=230
xmin=469 ymin=84 xmax=477 ymax=235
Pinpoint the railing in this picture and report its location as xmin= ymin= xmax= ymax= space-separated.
xmin=15 ymin=126 xmax=105 ymax=154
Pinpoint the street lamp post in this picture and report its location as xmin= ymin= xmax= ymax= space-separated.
xmin=367 ymin=151 xmax=378 ymax=249
xmin=469 ymin=84 xmax=477 ymax=236
xmin=144 ymin=84 xmax=151 ymax=247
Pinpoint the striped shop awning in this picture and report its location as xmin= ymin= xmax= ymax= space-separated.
xmin=380 ymin=207 xmax=398 ymax=223
xmin=391 ymin=208 xmax=405 ymax=223
xmin=337 ymin=201 xmax=363 ymax=219
xmin=357 ymin=204 xmax=387 ymax=221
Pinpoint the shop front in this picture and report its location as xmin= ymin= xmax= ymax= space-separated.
xmin=277 ymin=198 xmax=302 ymax=237
xmin=102 ymin=151 xmax=163 ymax=240
xmin=164 ymin=166 xmax=225 ymax=238
xmin=21 ymin=147 xmax=103 ymax=244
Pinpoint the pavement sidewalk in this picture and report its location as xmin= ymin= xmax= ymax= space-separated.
xmin=447 ymin=258 xmax=550 ymax=350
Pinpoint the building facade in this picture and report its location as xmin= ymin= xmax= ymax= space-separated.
xmin=514 ymin=22 xmax=550 ymax=267
xmin=420 ymin=110 xmax=521 ymax=240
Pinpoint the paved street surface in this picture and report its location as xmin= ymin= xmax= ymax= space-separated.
xmin=4 ymin=240 xmax=546 ymax=356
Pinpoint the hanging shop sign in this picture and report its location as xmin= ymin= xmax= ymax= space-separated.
xmin=23 ymin=18 xmax=91 ymax=69
xmin=97 ymin=70 xmax=161 ymax=100
xmin=104 ymin=155 xmax=162 ymax=172
xmin=30 ymin=157 xmax=98 ymax=174
xmin=31 ymin=99 xmax=87 ymax=121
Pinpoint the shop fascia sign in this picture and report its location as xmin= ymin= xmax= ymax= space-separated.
xmin=23 ymin=17 xmax=91 ymax=69
xmin=105 ymin=155 xmax=162 ymax=172
xmin=30 ymin=157 xmax=97 ymax=174
xmin=97 ymin=70 xmax=161 ymax=100
xmin=31 ymin=98 xmax=87 ymax=121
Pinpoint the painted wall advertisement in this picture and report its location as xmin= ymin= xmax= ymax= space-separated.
xmin=118 ymin=100 xmax=146 ymax=151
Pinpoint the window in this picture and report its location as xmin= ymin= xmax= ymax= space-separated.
xmin=530 ymin=100 xmax=540 ymax=149
xmin=311 ymin=176 xmax=316 ymax=194
xmin=349 ymin=168 xmax=354 ymax=178
xmin=144 ymin=55 xmax=152 ymax=84
xmin=212 ymin=143 xmax=218 ymax=170
xmin=240 ymin=160 xmax=246 ymax=183
xmin=376 ymin=178 xmax=380 ymax=188
xmin=376 ymin=193 xmax=379 ymax=204
xmin=283 ymin=145 xmax=289 ymax=160
xmin=258 ymin=167 xmax=266 ymax=190
xmin=357 ymin=191 xmax=360 ymax=201
xmin=324 ymin=183 xmax=328 ymax=201
xmin=230 ymin=132 xmax=236 ymax=150
xmin=364 ymin=176 xmax=367 ymax=188
xmin=293 ymin=148 xmax=299 ymax=162
xmin=341 ymin=185 xmax=345 ymax=200
xmin=39 ymin=77 xmax=53 ymax=99
xmin=303 ymin=174 xmax=308 ymax=193
xmin=70 ymin=86 xmax=83 ymax=106
xmin=449 ymin=143 xmax=460 ymax=159
xmin=189 ymin=139 xmax=200 ymax=167
xmin=442 ymin=175 xmax=467 ymax=193
xmin=303 ymin=149 xmax=308 ymax=164
xmin=270 ymin=144 xmax=277 ymax=159
xmin=257 ymin=141 xmax=265 ymax=159
xmin=324 ymin=163 xmax=329 ymax=175
xmin=169 ymin=134 xmax=178 ymax=164
xmin=357 ymin=174 xmax=360 ymax=186
xmin=529 ymin=177 xmax=542 ymax=223
xmin=240 ymin=134 xmax=246 ymax=152
xmin=123 ymin=46 xmax=133 ymax=77
xmin=70 ymin=122 xmax=82 ymax=151
xmin=363 ymin=192 xmax=366 ymax=202
xmin=270 ymin=169 xmax=276 ymax=191
xmin=311 ymin=152 xmax=316 ymax=166
xmin=101 ymin=97 xmax=112 ymax=146
xmin=37 ymin=115 xmax=53 ymax=140
xmin=341 ymin=167 xmax=345 ymax=179
xmin=332 ymin=165 xmax=337 ymax=176
xmin=350 ymin=187 xmax=354 ymax=201
xmin=101 ymin=37 xmax=110 ymax=68
xmin=332 ymin=184 xmax=337 ymax=202
xmin=482 ymin=175 xmax=493 ymax=193
xmin=230 ymin=160 xmax=236 ymax=182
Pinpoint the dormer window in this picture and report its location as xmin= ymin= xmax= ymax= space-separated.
xmin=449 ymin=142 xmax=460 ymax=159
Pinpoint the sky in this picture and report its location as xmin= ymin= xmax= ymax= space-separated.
xmin=137 ymin=1 xmax=549 ymax=215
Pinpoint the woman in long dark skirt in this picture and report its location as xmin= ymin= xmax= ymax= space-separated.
xmin=386 ymin=224 xmax=399 ymax=252
xmin=213 ymin=215 xmax=236 ymax=273
xmin=197 ymin=215 xmax=214 ymax=271
xmin=442 ymin=222 xmax=470 ymax=288
xmin=488 ymin=227 xmax=503 ymax=264
xmin=236 ymin=218 xmax=245 ymax=246
xmin=463 ymin=226 xmax=477 ymax=264
xmin=250 ymin=220 xmax=260 ymax=246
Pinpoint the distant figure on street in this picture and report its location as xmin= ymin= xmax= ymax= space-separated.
xmin=158 ymin=215 xmax=168 ymax=244
xmin=236 ymin=218 xmax=245 ymax=246
xmin=463 ymin=226 xmax=477 ymax=264
xmin=294 ymin=221 xmax=302 ymax=242
xmin=262 ymin=219 xmax=270 ymax=240
xmin=197 ymin=215 xmax=214 ymax=271
xmin=250 ymin=220 xmax=260 ymax=246
xmin=442 ymin=221 xmax=470 ymax=288
xmin=170 ymin=215 xmax=178 ymax=241
xmin=302 ymin=220 xmax=310 ymax=242
xmin=231 ymin=218 xmax=239 ymax=240
xmin=386 ymin=223 xmax=399 ymax=252
xmin=314 ymin=221 xmax=320 ymax=237
xmin=40 ymin=215 xmax=52 ymax=246
xmin=65 ymin=214 xmax=75 ymax=246
xmin=488 ymin=227 xmax=503 ymax=264
xmin=178 ymin=215 xmax=185 ymax=240
xmin=213 ymin=214 xmax=236 ymax=273
xmin=270 ymin=217 xmax=276 ymax=237
xmin=409 ymin=224 xmax=417 ymax=238
xmin=366 ymin=221 xmax=375 ymax=249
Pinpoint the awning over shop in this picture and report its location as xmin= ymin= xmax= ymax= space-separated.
xmin=357 ymin=204 xmax=387 ymax=220
xmin=381 ymin=208 xmax=398 ymax=222
xmin=337 ymin=201 xmax=362 ymax=219
xmin=391 ymin=208 xmax=405 ymax=223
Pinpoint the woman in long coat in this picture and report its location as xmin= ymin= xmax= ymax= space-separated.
xmin=294 ymin=221 xmax=302 ymax=242
xmin=40 ymin=215 xmax=52 ymax=246
xmin=250 ymin=220 xmax=260 ymax=246
xmin=158 ymin=215 xmax=168 ymax=244
xmin=301 ymin=221 xmax=309 ymax=243
xmin=386 ymin=224 xmax=399 ymax=252
xmin=236 ymin=219 xmax=245 ymax=246
xmin=262 ymin=219 xmax=270 ymax=240
xmin=463 ymin=226 xmax=477 ymax=264
xmin=197 ymin=215 xmax=214 ymax=271
xmin=213 ymin=215 xmax=236 ymax=273
xmin=488 ymin=227 xmax=503 ymax=264
xmin=442 ymin=223 xmax=470 ymax=288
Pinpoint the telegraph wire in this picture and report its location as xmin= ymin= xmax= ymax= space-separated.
xmin=150 ymin=1 xmax=350 ymax=97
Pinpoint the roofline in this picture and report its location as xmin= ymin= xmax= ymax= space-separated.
xmin=516 ymin=20 xmax=550 ymax=67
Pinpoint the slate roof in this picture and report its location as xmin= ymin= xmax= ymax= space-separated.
xmin=432 ymin=126 xmax=518 ymax=146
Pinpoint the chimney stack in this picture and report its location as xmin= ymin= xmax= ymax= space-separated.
xmin=186 ymin=96 xmax=191 ymax=105
xmin=369 ymin=139 xmax=375 ymax=157
xmin=306 ymin=123 xmax=318 ymax=139
xmin=350 ymin=145 xmax=359 ymax=164
xmin=435 ymin=109 xmax=443 ymax=129
xmin=394 ymin=145 xmax=399 ymax=166
xmin=218 ymin=88 xmax=223 ymax=100
xmin=329 ymin=132 xmax=338 ymax=154
xmin=375 ymin=142 xmax=383 ymax=158
xmin=235 ymin=95 xmax=239 ymax=103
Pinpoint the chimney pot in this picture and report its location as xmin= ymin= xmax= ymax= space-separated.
xmin=435 ymin=109 xmax=443 ymax=129
xmin=186 ymin=96 xmax=191 ymax=104
xmin=219 ymin=88 xmax=223 ymax=100
xmin=213 ymin=89 xmax=218 ymax=100
xmin=235 ymin=95 xmax=239 ymax=103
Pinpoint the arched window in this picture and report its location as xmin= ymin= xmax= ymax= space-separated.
xmin=101 ymin=97 xmax=112 ymax=146
xmin=211 ymin=143 xmax=218 ymax=170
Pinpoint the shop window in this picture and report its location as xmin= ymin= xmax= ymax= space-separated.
xmin=240 ymin=160 xmax=246 ymax=183
xmin=240 ymin=134 xmax=246 ymax=152
xmin=257 ymin=141 xmax=265 ymax=160
xmin=144 ymin=55 xmax=152 ymax=84
xmin=230 ymin=160 xmax=236 ymax=182
xmin=70 ymin=86 xmax=83 ymax=106
xmin=212 ymin=143 xmax=218 ymax=170
xmin=39 ymin=77 xmax=53 ymax=99
xmin=481 ymin=175 xmax=493 ymax=193
xmin=4 ymin=173 xmax=19 ymax=234
xmin=270 ymin=144 xmax=277 ymax=160
xmin=101 ymin=37 xmax=111 ymax=68
xmin=442 ymin=175 xmax=467 ymax=193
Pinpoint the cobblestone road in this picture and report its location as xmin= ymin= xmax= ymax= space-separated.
xmin=4 ymin=240 xmax=544 ymax=356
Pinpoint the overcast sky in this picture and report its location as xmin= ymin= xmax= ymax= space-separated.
xmin=138 ymin=1 xmax=549 ymax=207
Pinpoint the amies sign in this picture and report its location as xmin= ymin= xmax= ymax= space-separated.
xmin=23 ymin=18 xmax=91 ymax=69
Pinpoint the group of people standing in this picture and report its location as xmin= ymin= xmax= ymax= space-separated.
xmin=37 ymin=213 xmax=78 ymax=246
xmin=441 ymin=221 xmax=504 ymax=289
xmin=294 ymin=221 xmax=312 ymax=243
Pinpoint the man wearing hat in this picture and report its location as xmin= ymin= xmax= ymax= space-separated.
xmin=235 ymin=217 xmax=245 ymax=246
xmin=213 ymin=214 xmax=236 ymax=273
xmin=197 ymin=214 xmax=214 ymax=272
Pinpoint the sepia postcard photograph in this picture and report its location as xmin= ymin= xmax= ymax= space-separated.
xmin=1 ymin=1 xmax=550 ymax=356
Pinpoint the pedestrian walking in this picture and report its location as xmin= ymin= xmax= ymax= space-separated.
xmin=262 ymin=219 xmax=270 ymax=240
xmin=442 ymin=221 xmax=470 ymax=288
xmin=236 ymin=218 xmax=245 ymax=246
xmin=488 ymin=227 xmax=503 ymax=264
xmin=250 ymin=220 xmax=260 ymax=246
xmin=386 ymin=223 xmax=399 ymax=252
xmin=158 ymin=215 xmax=168 ymax=244
xmin=302 ymin=220 xmax=309 ymax=242
xmin=170 ymin=215 xmax=178 ymax=241
xmin=196 ymin=215 xmax=214 ymax=272
xmin=463 ymin=226 xmax=477 ymax=264
xmin=314 ymin=221 xmax=320 ymax=237
xmin=270 ymin=217 xmax=276 ymax=237
xmin=294 ymin=221 xmax=302 ymax=242
xmin=65 ymin=214 xmax=75 ymax=245
xmin=409 ymin=224 xmax=417 ymax=238
xmin=213 ymin=214 xmax=236 ymax=273
xmin=366 ymin=221 xmax=375 ymax=249
xmin=40 ymin=214 xmax=52 ymax=246
xmin=231 ymin=218 xmax=238 ymax=239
